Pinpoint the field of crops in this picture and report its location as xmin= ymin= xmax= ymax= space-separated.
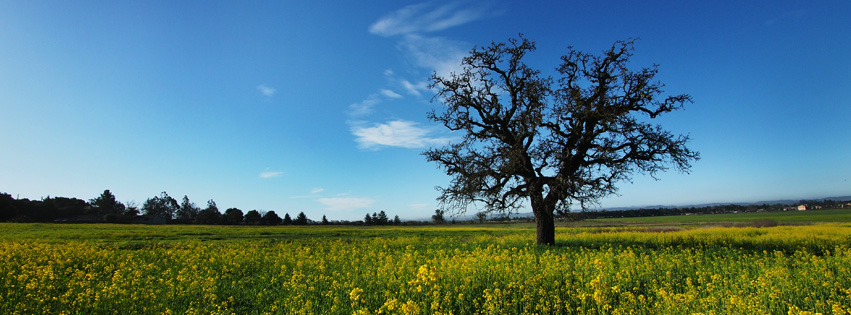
xmin=1 ymin=217 xmax=850 ymax=314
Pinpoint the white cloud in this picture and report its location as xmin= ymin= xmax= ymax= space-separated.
xmin=352 ymin=120 xmax=452 ymax=150
xmin=380 ymin=89 xmax=403 ymax=99
xmin=398 ymin=34 xmax=468 ymax=79
xmin=257 ymin=84 xmax=276 ymax=97
xmin=311 ymin=188 xmax=325 ymax=194
xmin=400 ymin=79 xmax=430 ymax=97
xmin=318 ymin=197 xmax=375 ymax=211
xmin=370 ymin=2 xmax=495 ymax=82
xmin=348 ymin=96 xmax=381 ymax=117
xmin=259 ymin=171 xmax=283 ymax=178
xmin=369 ymin=2 xmax=493 ymax=37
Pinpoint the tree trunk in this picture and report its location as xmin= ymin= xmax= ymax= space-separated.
xmin=535 ymin=210 xmax=555 ymax=245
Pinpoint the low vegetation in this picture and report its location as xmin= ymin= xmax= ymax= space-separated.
xmin=2 ymin=214 xmax=850 ymax=314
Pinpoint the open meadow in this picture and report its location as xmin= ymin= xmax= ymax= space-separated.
xmin=2 ymin=210 xmax=850 ymax=314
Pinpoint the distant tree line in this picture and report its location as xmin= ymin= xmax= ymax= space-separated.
xmin=557 ymin=199 xmax=851 ymax=221
xmin=0 ymin=190 xmax=408 ymax=225
xmin=4 ymin=190 xmax=848 ymax=225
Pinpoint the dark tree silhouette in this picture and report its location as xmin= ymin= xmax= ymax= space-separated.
xmin=321 ymin=215 xmax=329 ymax=225
xmin=262 ymin=211 xmax=282 ymax=225
xmin=89 ymin=190 xmax=125 ymax=217
xmin=224 ymin=208 xmax=244 ymax=225
xmin=194 ymin=209 xmax=221 ymax=225
xmin=476 ymin=211 xmax=488 ymax=223
xmin=375 ymin=211 xmax=389 ymax=225
xmin=425 ymin=36 xmax=699 ymax=245
xmin=175 ymin=195 xmax=200 ymax=223
xmin=294 ymin=212 xmax=308 ymax=225
xmin=193 ymin=199 xmax=220 ymax=224
xmin=142 ymin=192 xmax=179 ymax=220
xmin=431 ymin=209 xmax=445 ymax=224
xmin=244 ymin=210 xmax=262 ymax=225
xmin=282 ymin=213 xmax=292 ymax=225
xmin=0 ymin=193 xmax=16 ymax=222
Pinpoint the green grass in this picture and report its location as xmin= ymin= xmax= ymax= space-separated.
xmin=0 ymin=223 xmax=532 ymax=245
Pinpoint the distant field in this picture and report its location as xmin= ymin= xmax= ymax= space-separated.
xmin=1 ymin=223 xmax=850 ymax=314
xmin=583 ymin=208 xmax=851 ymax=225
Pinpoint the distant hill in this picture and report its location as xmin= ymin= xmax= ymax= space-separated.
xmin=439 ymin=196 xmax=851 ymax=221
xmin=592 ymin=195 xmax=851 ymax=212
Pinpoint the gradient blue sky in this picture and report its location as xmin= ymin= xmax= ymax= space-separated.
xmin=1 ymin=1 xmax=849 ymax=220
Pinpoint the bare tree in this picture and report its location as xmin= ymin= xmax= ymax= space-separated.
xmin=425 ymin=36 xmax=699 ymax=245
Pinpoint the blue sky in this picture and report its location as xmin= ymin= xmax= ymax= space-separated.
xmin=1 ymin=1 xmax=849 ymax=220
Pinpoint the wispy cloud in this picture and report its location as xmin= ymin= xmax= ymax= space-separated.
xmin=380 ymin=89 xmax=403 ymax=99
xmin=398 ymin=34 xmax=469 ymax=78
xmin=259 ymin=170 xmax=283 ymax=178
xmin=257 ymin=84 xmax=276 ymax=97
xmin=369 ymin=1 xmax=499 ymax=85
xmin=400 ymin=79 xmax=430 ymax=97
xmin=317 ymin=197 xmax=375 ymax=211
xmin=311 ymin=188 xmax=325 ymax=194
xmin=348 ymin=95 xmax=381 ymax=117
xmin=369 ymin=2 xmax=493 ymax=37
xmin=352 ymin=120 xmax=453 ymax=150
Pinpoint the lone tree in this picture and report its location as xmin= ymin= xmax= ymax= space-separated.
xmin=425 ymin=36 xmax=699 ymax=245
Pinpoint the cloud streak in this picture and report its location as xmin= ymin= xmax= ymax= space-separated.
xmin=369 ymin=2 xmax=493 ymax=37
xmin=259 ymin=171 xmax=283 ymax=178
xmin=369 ymin=1 xmax=500 ymax=85
xmin=352 ymin=120 xmax=453 ymax=149
xmin=317 ymin=197 xmax=375 ymax=211
xmin=380 ymin=89 xmax=403 ymax=99
xmin=257 ymin=84 xmax=276 ymax=97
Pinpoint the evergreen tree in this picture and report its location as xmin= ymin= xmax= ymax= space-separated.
xmin=376 ymin=211 xmax=389 ymax=225
xmin=89 ymin=189 xmax=125 ymax=216
xmin=294 ymin=212 xmax=308 ymax=225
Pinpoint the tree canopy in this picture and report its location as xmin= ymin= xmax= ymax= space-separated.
xmin=425 ymin=36 xmax=699 ymax=245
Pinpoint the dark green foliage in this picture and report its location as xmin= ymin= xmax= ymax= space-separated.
xmin=224 ymin=208 xmax=244 ymax=225
xmin=294 ymin=212 xmax=309 ymax=225
xmin=432 ymin=209 xmax=445 ymax=224
xmin=89 ymin=190 xmax=125 ymax=216
xmin=174 ymin=195 xmax=200 ymax=224
xmin=282 ymin=213 xmax=292 ymax=225
xmin=194 ymin=208 xmax=222 ymax=225
xmin=142 ymin=192 xmax=179 ymax=220
xmin=244 ymin=210 xmax=262 ymax=225
xmin=376 ymin=211 xmax=388 ymax=225
xmin=262 ymin=211 xmax=282 ymax=225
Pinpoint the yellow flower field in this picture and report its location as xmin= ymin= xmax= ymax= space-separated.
xmin=1 ymin=224 xmax=849 ymax=314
